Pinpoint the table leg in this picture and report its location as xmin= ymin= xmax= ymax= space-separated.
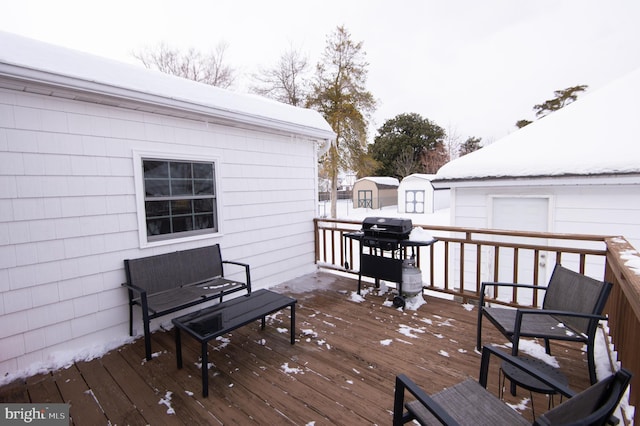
xmin=175 ymin=328 xmax=183 ymax=369
xmin=290 ymin=303 xmax=296 ymax=345
xmin=261 ymin=316 xmax=266 ymax=330
xmin=201 ymin=342 xmax=209 ymax=397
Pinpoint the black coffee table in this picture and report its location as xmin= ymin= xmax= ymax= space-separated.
xmin=172 ymin=289 xmax=296 ymax=397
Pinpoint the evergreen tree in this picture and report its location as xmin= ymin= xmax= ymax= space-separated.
xmin=307 ymin=26 xmax=376 ymax=218
xmin=516 ymin=85 xmax=588 ymax=128
xmin=459 ymin=136 xmax=482 ymax=156
xmin=369 ymin=113 xmax=446 ymax=178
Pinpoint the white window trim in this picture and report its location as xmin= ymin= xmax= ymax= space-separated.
xmin=132 ymin=150 xmax=223 ymax=248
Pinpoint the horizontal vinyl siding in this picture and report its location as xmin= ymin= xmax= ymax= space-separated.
xmin=0 ymin=87 xmax=318 ymax=376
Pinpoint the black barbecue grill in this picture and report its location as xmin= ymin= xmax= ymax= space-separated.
xmin=344 ymin=217 xmax=437 ymax=307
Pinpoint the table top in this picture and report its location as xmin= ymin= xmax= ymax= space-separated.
xmin=501 ymin=357 xmax=568 ymax=394
xmin=171 ymin=289 xmax=296 ymax=341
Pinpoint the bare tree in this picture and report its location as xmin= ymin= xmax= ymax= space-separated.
xmin=133 ymin=41 xmax=236 ymax=89
xmin=251 ymin=45 xmax=310 ymax=106
xmin=393 ymin=147 xmax=420 ymax=179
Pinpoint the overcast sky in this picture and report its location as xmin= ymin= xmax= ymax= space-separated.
xmin=2 ymin=0 xmax=639 ymax=144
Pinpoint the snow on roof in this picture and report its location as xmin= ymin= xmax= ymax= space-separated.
xmin=401 ymin=173 xmax=437 ymax=182
xmin=356 ymin=176 xmax=400 ymax=187
xmin=0 ymin=31 xmax=335 ymax=142
xmin=436 ymin=68 xmax=640 ymax=181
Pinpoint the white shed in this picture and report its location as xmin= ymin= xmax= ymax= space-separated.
xmin=398 ymin=173 xmax=450 ymax=214
xmin=0 ymin=31 xmax=335 ymax=379
xmin=433 ymin=68 xmax=640 ymax=285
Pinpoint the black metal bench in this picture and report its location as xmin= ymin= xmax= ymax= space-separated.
xmin=172 ymin=289 xmax=296 ymax=397
xmin=122 ymin=244 xmax=251 ymax=360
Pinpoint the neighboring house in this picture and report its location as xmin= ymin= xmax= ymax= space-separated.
xmin=352 ymin=177 xmax=399 ymax=209
xmin=0 ymin=32 xmax=335 ymax=377
xmin=433 ymin=68 xmax=640 ymax=288
xmin=397 ymin=173 xmax=450 ymax=214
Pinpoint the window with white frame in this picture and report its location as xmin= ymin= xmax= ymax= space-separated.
xmin=142 ymin=158 xmax=218 ymax=241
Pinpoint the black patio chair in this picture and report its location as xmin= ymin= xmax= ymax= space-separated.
xmin=476 ymin=264 xmax=612 ymax=384
xmin=393 ymin=345 xmax=632 ymax=426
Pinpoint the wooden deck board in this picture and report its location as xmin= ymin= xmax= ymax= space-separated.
xmin=0 ymin=272 xmax=592 ymax=425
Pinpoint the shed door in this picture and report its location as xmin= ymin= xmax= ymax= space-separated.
xmin=358 ymin=190 xmax=373 ymax=208
xmin=490 ymin=197 xmax=551 ymax=304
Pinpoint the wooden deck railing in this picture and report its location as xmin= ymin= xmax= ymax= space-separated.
xmin=314 ymin=217 xmax=640 ymax=411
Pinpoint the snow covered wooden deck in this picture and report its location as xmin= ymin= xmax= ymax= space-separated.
xmin=0 ymin=271 xmax=591 ymax=425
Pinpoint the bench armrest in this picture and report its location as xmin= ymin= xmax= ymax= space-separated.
xmin=222 ymin=260 xmax=252 ymax=292
xmin=121 ymin=282 xmax=147 ymax=297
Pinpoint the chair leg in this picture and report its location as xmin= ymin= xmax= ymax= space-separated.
xmin=476 ymin=309 xmax=483 ymax=351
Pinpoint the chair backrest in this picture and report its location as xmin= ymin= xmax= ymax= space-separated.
xmin=534 ymin=368 xmax=632 ymax=426
xmin=542 ymin=265 xmax=612 ymax=334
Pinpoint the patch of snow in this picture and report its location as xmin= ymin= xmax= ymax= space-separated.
xmin=404 ymin=294 xmax=427 ymax=311
xmin=506 ymin=398 xmax=530 ymax=413
xmin=409 ymin=227 xmax=434 ymax=242
xmin=158 ymin=391 xmax=175 ymax=415
xmin=398 ymin=324 xmax=425 ymax=339
xmin=0 ymin=335 xmax=135 ymax=387
xmin=348 ymin=292 xmax=366 ymax=303
xmin=281 ymin=363 xmax=304 ymax=375
xmin=507 ymin=340 xmax=559 ymax=368
xmin=438 ymin=350 xmax=450 ymax=357
xmin=462 ymin=303 xmax=474 ymax=311
xmin=380 ymin=339 xmax=393 ymax=346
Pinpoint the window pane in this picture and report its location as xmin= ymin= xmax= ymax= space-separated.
xmin=193 ymin=179 xmax=214 ymax=195
xmin=145 ymin=179 xmax=170 ymax=196
xmin=172 ymin=216 xmax=192 ymax=232
xmin=170 ymin=162 xmax=192 ymax=179
xmin=193 ymin=163 xmax=213 ymax=180
xmin=144 ymin=161 xmax=168 ymax=178
xmin=171 ymin=200 xmax=193 ymax=215
xmin=171 ymin=180 xmax=193 ymax=196
xmin=194 ymin=198 xmax=213 ymax=213
xmin=145 ymin=200 xmax=170 ymax=217
xmin=147 ymin=218 xmax=171 ymax=235
xmin=194 ymin=214 xmax=214 ymax=230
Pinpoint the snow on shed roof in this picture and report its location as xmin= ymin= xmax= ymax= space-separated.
xmin=401 ymin=173 xmax=437 ymax=182
xmin=0 ymin=31 xmax=335 ymax=142
xmin=355 ymin=177 xmax=400 ymax=187
xmin=436 ymin=68 xmax=640 ymax=181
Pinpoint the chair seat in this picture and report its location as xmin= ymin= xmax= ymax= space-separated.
xmin=406 ymin=379 xmax=530 ymax=426
xmin=483 ymin=307 xmax=585 ymax=341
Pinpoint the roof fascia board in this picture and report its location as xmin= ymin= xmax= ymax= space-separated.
xmin=432 ymin=173 xmax=640 ymax=189
xmin=0 ymin=63 xmax=336 ymax=142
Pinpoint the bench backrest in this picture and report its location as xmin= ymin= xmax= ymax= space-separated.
xmin=125 ymin=245 xmax=224 ymax=295
xmin=542 ymin=264 xmax=612 ymax=334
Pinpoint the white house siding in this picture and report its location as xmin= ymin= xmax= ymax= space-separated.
xmin=447 ymin=179 xmax=640 ymax=291
xmin=0 ymin=87 xmax=322 ymax=376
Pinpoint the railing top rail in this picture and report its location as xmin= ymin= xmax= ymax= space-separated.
xmin=314 ymin=217 xmax=613 ymax=243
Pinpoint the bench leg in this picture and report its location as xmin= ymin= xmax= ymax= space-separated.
xmin=261 ymin=316 xmax=266 ymax=330
xmin=290 ymin=303 xmax=296 ymax=345
xmin=201 ymin=342 xmax=209 ymax=397
xmin=175 ymin=328 xmax=183 ymax=369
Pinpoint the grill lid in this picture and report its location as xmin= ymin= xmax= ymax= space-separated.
xmin=362 ymin=217 xmax=412 ymax=239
